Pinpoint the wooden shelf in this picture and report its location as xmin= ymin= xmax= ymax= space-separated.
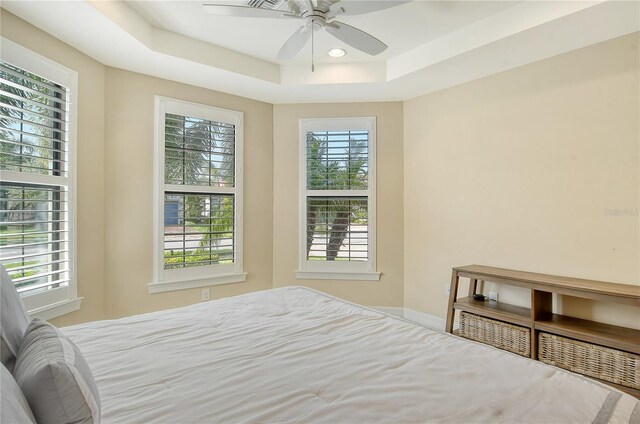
xmin=454 ymin=297 xmax=531 ymax=327
xmin=446 ymin=265 xmax=640 ymax=399
xmin=535 ymin=314 xmax=640 ymax=355
xmin=453 ymin=265 xmax=640 ymax=306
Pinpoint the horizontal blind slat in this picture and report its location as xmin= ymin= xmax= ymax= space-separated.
xmin=1 ymin=115 xmax=67 ymax=134
xmin=165 ymin=116 xmax=235 ymax=129
xmin=0 ymin=90 xmax=69 ymax=114
xmin=0 ymin=127 xmax=68 ymax=144
xmin=165 ymin=130 xmax=236 ymax=142
xmin=0 ymin=64 xmax=67 ymax=96
xmin=0 ymin=162 xmax=68 ymax=176
xmin=165 ymin=146 xmax=234 ymax=156
xmin=0 ymin=79 xmax=67 ymax=104
xmin=0 ymin=229 xmax=68 ymax=238
xmin=0 ymin=99 xmax=68 ymax=125
xmin=164 ymin=129 xmax=236 ymax=141
xmin=0 ymin=239 xmax=68 ymax=249
xmin=0 ymin=219 xmax=67 ymax=226
xmin=0 ymin=138 xmax=66 ymax=154
xmin=3 ymin=259 xmax=67 ymax=273
xmin=0 ymin=197 xmax=66 ymax=203
xmin=1 ymin=249 xmax=69 ymax=262
xmin=0 ymin=149 xmax=67 ymax=164
xmin=11 ymin=268 xmax=69 ymax=284
xmin=17 ymin=278 xmax=69 ymax=294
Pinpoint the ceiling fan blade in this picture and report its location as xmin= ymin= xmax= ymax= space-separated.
xmin=326 ymin=21 xmax=387 ymax=55
xmin=288 ymin=0 xmax=303 ymax=15
xmin=203 ymin=4 xmax=297 ymax=19
xmin=329 ymin=0 xmax=410 ymax=16
xmin=277 ymin=27 xmax=311 ymax=60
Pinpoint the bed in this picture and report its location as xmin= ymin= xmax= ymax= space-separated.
xmin=57 ymin=286 xmax=639 ymax=423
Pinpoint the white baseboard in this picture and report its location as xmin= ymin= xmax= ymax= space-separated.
xmin=371 ymin=306 xmax=450 ymax=331
xmin=372 ymin=306 xmax=405 ymax=318
xmin=403 ymin=308 xmax=447 ymax=331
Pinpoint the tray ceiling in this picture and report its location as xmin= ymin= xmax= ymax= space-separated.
xmin=1 ymin=1 xmax=638 ymax=103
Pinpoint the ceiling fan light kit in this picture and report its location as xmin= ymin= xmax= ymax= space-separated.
xmin=328 ymin=48 xmax=346 ymax=57
xmin=203 ymin=0 xmax=409 ymax=70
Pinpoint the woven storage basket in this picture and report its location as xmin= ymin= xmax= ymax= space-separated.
xmin=459 ymin=311 xmax=531 ymax=357
xmin=538 ymin=332 xmax=640 ymax=390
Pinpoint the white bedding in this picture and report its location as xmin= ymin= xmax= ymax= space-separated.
xmin=63 ymin=287 xmax=639 ymax=423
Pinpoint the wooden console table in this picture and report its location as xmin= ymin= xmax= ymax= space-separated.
xmin=445 ymin=265 xmax=640 ymax=397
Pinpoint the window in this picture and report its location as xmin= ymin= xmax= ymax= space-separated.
xmin=297 ymin=117 xmax=379 ymax=280
xmin=0 ymin=39 xmax=80 ymax=318
xmin=151 ymin=97 xmax=245 ymax=293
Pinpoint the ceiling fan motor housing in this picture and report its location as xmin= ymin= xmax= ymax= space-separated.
xmin=307 ymin=13 xmax=328 ymax=31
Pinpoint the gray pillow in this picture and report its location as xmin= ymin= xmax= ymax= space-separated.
xmin=1 ymin=363 xmax=36 ymax=424
xmin=13 ymin=319 xmax=101 ymax=424
xmin=1 ymin=264 xmax=31 ymax=373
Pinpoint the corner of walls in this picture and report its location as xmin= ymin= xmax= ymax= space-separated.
xmin=102 ymin=67 xmax=274 ymax=319
xmin=272 ymin=102 xmax=405 ymax=308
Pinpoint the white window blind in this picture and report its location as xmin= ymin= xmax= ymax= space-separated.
xmin=306 ymin=130 xmax=369 ymax=261
xmin=152 ymin=97 xmax=244 ymax=293
xmin=164 ymin=193 xmax=235 ymax=268
xmin=164 ymin=114 xmax=235 ymax=187
xmin=0 ymin=59 xmax=74 ymax=305
xmin=298 ymin=118 xmax=378 ymax=280
xmin=163 ymin=113 xmax=236 ymax=269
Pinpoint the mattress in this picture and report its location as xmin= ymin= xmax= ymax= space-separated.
xmin=62 ymin=286 xmax=640 ymax=423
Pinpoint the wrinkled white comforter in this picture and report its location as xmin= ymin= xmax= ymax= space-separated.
xmin=63 ymin=287 xmax=639 ymax=423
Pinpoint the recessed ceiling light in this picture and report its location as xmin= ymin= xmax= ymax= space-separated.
xmin=328 ymin=48 xmax=346 ymax=58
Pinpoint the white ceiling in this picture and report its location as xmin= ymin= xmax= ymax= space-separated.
xmin=128 ymin=1 xmax=518 ymax=65
xmin=1 ymin=1 xmax=638 ymax=104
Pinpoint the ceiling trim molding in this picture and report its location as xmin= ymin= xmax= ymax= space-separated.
xmin=387 ymin=0 xmax=606 ymax=80
xmin=89 ymin=0 xmax=280 ymax=83
xmin=152 ymin=28 xmax=280 ymax=83
xmin=1 ymin=0 xmax=638 ymax=103
xmin=281 ymin=61 xmax=386 ymax=85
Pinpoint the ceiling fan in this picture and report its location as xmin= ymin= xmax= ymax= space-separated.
xmin=203 ymin=0 xmax=409 ymax=66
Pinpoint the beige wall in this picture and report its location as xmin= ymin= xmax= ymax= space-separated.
xmin=3 ymin=8 xmax=638 ymax=328
xmin=104 ymin=68 xmax=274 ymax=318
xmin=1 ymin=10 xmax=107 ymax=326
xmin=272 ymin=103 xmax=404 ymax=307
xmin=404 ymin=33 xmax=640 ymax=328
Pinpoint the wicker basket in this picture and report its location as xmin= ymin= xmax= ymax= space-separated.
xmin=459 ymin=312 xmax=531 ymax=357
xmin=538 ymin=332 xmax=639 ymax=390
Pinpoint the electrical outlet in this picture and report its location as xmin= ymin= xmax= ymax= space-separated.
xmin=201 ymin=288 xmax=210 ymax=302
xmin=488 ymin=292 xmax=498 ymax=302
xmin=445 ymin=284 xmax=451 ymax=296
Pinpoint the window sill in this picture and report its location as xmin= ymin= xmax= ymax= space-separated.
xmin=296 ymin=271 xmax=381 ymax=281
xmin=148 ymin=272 xmax=247 ymax=294
xmin=28 ymin=297 xmax=83 ymax=321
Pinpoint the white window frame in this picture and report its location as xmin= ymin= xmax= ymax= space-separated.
xmin=0 ymin=38 xmax=81 ymax=319
xmin=297 ymin=117 xmax=380 ymax=281
xmin=150 ymin=96 xmax=245 ymax=294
